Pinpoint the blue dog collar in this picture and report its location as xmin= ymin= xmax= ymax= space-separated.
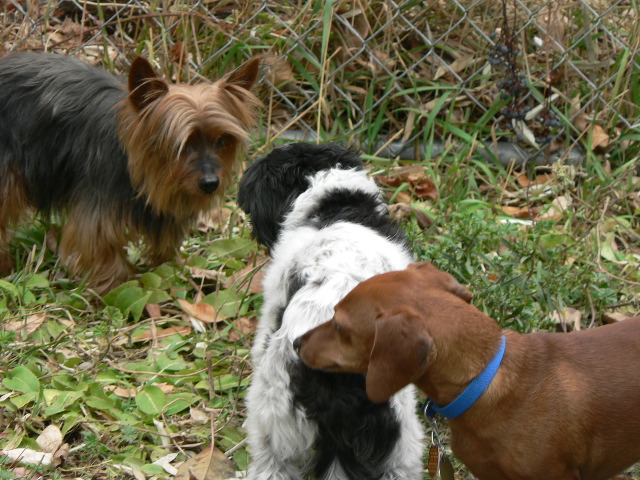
xmin=422 ymin=335 xmax=506 ymax=419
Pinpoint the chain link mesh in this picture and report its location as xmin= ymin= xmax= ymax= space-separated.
xmin=2 ymin=0 xmax=638 ymax=163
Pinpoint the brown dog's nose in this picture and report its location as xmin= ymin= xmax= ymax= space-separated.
xmin=293 ymin=337 xmax=302 ymax=354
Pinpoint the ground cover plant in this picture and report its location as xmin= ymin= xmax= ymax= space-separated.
xmin=1 ymin=1 xmax=639 ymax=479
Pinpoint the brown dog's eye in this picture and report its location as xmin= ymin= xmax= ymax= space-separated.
xmin=334 ymin=322 xmax=340 ymax=332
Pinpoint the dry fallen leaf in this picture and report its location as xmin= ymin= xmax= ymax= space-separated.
xmin=153 ymin=452 xmax=179 ymax=476
xmin=190 ymin=407 xmax=212 ymax=424
xmin=515 ymin=172 xmax=552 ymax=187
xmin=36 ymin=425 xmax=63 ymax=454
xmin=174 ymin=445 xmax=235 ymax=480
xmin=388 ymin=203 xmax=434 ymax=229
xmin=1 ymin=448 xmax=52 ymax=466
xmin=537 ymin=195 xmax=571 ymax=221
xmin=590 ymin=124 xmax=610 ymax=150
xmin=105 ymin=386 xmax=139 ymax=398
xmin=9 ymin=467 xmax=41 ymax=479
xmin=500 ymin=205 xmax=533 ymax=219
xmin=145 ymin=303 xmax=162 ymax=318
xmin=189 ymin=267 xmax=226 ymax=283
xmin=154 ymin=383 xmax=176 ymax=394
xmin=51 ymin=443 xmax=70 ymax=467
xmin=197 ymin=205 xmax=233 ymax=232
xmin=228 ymin=316 xmax=258 ymax=342
xmin=226 ymin=257 xmax=268 ymax=294
xmin=264 ymin=55 xmax=296 ymax=87
xmin=573 ymin=113 xmax=610 ymax=151
xmin=178 ymin=299 xmax=225 ymax=323
xmin=603 ymin=312 xmax=637 ymax=324
xmin=134 ymin=326 xmax=192 ymax=342
xmin=3 ymin=313 xmax=46 ymax=335
xmin=435 ymin=54 xmax=475 ymax=80
xmin=377 ymin=168 xmax=438 ymax=201
xmin=550 ymin=307 xmax=582 ymax=331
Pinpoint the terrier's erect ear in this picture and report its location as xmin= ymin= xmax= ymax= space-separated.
xmin=224 ymin=56 xmax=261 ymax=92
xmin=366 ymin=309 xmax=434 ymax=403
xmin=128 ymin=56 xmax=169 ymax=111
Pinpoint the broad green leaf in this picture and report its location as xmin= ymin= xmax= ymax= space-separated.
xmin=109 ymin=409 xmax=140 ymax=424
xmin=153 ymin=263 xmax=179 ymax=279
xmin=122 ymin=455 xmax=146 ymax=469
xmin=104 ymin=284 xmax=152 ymax=321
xmin=103 ymin=281 xmax=139 ymax=305
xmin=61 ymin=412 xmax=84 ymax=435
xmin=86 ymin=382 xmax=118 ymax=410
xmin=141 ymin=464 xmax=166 ymax=475
xmin=43 ymin=390 xmax=83 ymax=416
xmin=207 ymin=238 xmax=256 ymax=259
xmin=203 ymin=287 xmax=246 ymax=318
xmin=61 ymin=357 xmax=83 ymax=368
xmin=186 ymin=255 xmax=208 ymax=268
xmin=146 ymin=288 xmax=171 ymax=304
xmin=0 ymin=279 xmax=19 ymax=297
xmin=86 ymin=396 xmax=117 ymax=411
xmin=139 ymin=271 xmax=163 ymax=288
xmin=123 ymin=360 xmax=158 ymax=373
xmin=10 ymin=392 xmax=38 ymax=408
xmin=164 ymin=393 xmax=198 ymax=415
xmin=125 ymin=292 xmax=153 ymax=322
xmin=3 ymin=366 xmax=40 ymax=393
xmin=155 ymin=354 xmax=188 ymax=373
xmin=45 ymin=320 xmax=66 ymax=338
xmin=43 ymin=388 xmax=83 ymax=405
xmin=94 ymin=371 xmax=122 ymax=385
xmin=21 ymin=289 xmax=36 ymax=305
xmin=26 ymin=274 xmax=49 ymax=288
xmin=540 ymin=233 xmax=573 ymax=249
xmin=51 ymin=375 xmax=79 ymax=390
xmin=211 ymin=374 xmax=250 ymax=392
xmin=135 ymin=385 xmax=167 ymax=416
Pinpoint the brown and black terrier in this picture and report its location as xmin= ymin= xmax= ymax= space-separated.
xmin=0 ymin=52 xmax=260 ymax=293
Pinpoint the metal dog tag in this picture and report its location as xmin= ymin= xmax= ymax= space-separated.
xmin=439 ymin=454 xmax=455 ymax=480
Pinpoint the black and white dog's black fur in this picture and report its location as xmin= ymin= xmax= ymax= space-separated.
xmin=238 ymin=143 xmax=424 ymax=480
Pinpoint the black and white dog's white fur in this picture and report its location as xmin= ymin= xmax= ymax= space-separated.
xmin=238 ymin=143 xmax=424 ymax=480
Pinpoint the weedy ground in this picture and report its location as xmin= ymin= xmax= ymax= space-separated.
xmin=0 ymin=1 xmax=639 ymax=479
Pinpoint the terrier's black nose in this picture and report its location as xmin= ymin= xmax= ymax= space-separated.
xmin=293 ymin=337 xmax=301 ymax=354
xmin=199 ymin=174 xmax=220 ymax=194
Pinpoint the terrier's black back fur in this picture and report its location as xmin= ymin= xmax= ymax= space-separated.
xmin=237 ymin=142 xmax=363 ymax=249
xmin=0 ymin=53 xmax=134 ymax=216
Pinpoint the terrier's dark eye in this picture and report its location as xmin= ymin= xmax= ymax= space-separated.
xmin=216 ymin=134 xmax=232 ymax=149
xmin=334 ymin=322 xmax=341 ymax=332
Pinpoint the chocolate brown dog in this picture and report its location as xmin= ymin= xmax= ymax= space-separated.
xmin=294 ymin=262 xmax=640 ymax=480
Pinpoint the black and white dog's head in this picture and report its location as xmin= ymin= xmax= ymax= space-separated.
xmin=238 ymin=142 xmax=403 ymax=249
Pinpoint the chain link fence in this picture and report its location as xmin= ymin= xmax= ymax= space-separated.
xmin=2 ymin=1 xmax=639 ymax=165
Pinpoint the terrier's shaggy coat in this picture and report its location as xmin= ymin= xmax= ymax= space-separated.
xmin=0 ymin=52 xmax=260 ymax=292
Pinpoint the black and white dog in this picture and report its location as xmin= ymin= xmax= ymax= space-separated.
xmin=238 ymin=143 xmax=424 ymax=480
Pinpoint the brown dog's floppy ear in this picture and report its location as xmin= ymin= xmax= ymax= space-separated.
xmin=410 ymin=262 xmax=473 ymax=303
xmin=446 ymin=276 xmax=473 ymax=303
xmin=366 ymin=310 xmax=434 ymax=403
xmin=128 ymin=56 xmax=169 ymax=111
xmin=408 ymin=261 xmax=435 ymax=271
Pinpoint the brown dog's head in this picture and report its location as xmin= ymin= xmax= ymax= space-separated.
xmin=294 ymin=262 xmax=472 ymax=403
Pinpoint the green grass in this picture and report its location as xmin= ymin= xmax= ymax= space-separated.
xmin=1 ymin=1 xmax=639 ymax=478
